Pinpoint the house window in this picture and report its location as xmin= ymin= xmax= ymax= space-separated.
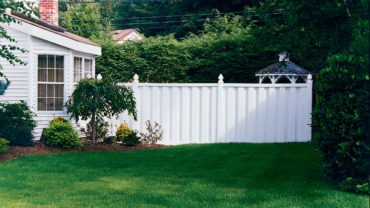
xmin=38 ymin=55 xmax=64 ymax=111
xmin=84 ymin=59 xmax=93 ymax=78
xmin=74 ymin=57 xmax=83 ymax=82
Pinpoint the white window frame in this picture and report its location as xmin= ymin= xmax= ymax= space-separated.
xmin=37 ymin=54 xmax=65 ymax=112
xmin=84 ymin=58 xmax=93 ymax=78
xmin=74 ymin=56 xmax=94 ymax=82
xmin=74 ymin=57 xmax=83 ymax=82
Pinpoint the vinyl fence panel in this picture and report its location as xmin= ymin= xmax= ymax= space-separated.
xmin=107 ymin=75 xmax=312 ymax=145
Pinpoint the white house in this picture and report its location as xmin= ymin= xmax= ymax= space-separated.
xmin=112 ymin=29 xmax=143 ymax=44
xmin=0 ymin=0 xmax=101 ymax=139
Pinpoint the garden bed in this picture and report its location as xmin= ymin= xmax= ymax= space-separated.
xmin=0 ymin=142 xmax=167 ymax=163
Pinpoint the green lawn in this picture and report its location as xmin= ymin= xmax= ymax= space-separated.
xmin=0 ymin=143 xmax=367 ymax=208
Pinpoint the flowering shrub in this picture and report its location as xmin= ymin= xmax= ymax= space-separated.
xmin=116 ymin=122 xmax=131 ymax=142
xmin=140 ymin=120 xmax=163 ymax=145
xmin=50 ymin=117 xmax=69 ymax=126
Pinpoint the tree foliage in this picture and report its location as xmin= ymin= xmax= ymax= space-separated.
xmin=96 ymin=14 xmax=272 ymax=83
xmin=60 ymin=3 xmax=111 ymax=41
xmin=311 ymin=0 xmax=369 ymax=193
xmin=65 ymin=78 xmax=137 ymax=143
xmin=312 ymin=54 xmax=369 ymax=194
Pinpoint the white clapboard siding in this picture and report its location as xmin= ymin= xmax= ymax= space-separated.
xmin=106 ymin=75 xmax=313 ymax=145
xmin=0 ymin=27 xmax=30 ymax=103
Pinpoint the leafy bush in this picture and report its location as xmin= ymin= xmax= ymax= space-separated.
xmin=0 ymin=138 xmax=9 ymax=153
xmin=140 ymin=120 xmax=163 ymax=145
xmin=116 ymin=121 xmax=131 ymax=142
xmin=50 ymin=117 xmax=69 ymax=126
xmin=43 ymin=122 xmax=82 ymax=150
xmin=312 ymin=54 xmax=370 ymax=194
xmin=81 ymin=117 xmax=109 ymax=143
xmin=104 ymin=136 xmax=116 ymax=144
xmin=122 ymin=130 xmax=141 ymax=146
xmin=0 ymin=101 xmax=36 ymax=146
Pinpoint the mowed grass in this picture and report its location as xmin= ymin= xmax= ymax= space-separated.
xmin=0 ymin=143 xmax=367 ymax=208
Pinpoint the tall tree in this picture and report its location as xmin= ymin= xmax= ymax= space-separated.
xmin=60 ymin=3 xmax=111 ymax=41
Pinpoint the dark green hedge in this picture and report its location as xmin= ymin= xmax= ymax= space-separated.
xmin=312 ymin=54 xmax=370 ymax=194
xmin=0 ymin=101 xmax=36 ymax=146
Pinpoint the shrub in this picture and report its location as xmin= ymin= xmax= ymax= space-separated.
xmin=116 ymin=121 xmax=131 ymax=142
xmin=140 ymin=120 xmax=163 ymax=145
xmin=50 ymin=117 xmax=69 ymax=126
xmin=312 ymin=54 xmax=370 ymax=194
xmin=0 ymin=138 xmax=9 ymax=153
xmin=104 ymin=136 xmax=116 ymax=144
xmin=122 ymin=130 xmax=141 ymax=146
xmin=43 ymin=122 xmax=82 ymax=150
xmin=0 ymin=101 xmax=36 ymax=146
xmin=81 ymin=117 xmax=109 ymax=143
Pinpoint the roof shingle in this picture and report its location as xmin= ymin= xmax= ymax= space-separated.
xmin=9 ymin=12 xmax=100 ymax=47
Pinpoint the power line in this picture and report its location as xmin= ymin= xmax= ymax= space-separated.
xmin=62 ymin=16 xmax=248 ymax=27
xmin=61 ymin=11 xmax=283 ymax=27
xmin=65 ymin=17 xmax=271 ymax=32
xmin=66 ymin=11 xmax=248 ymax=22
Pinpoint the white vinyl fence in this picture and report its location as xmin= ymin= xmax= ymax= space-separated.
xmin=107 ymin=74 xmax=313 ymax=145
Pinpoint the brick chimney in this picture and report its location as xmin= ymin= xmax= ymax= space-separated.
xmin=39 ymin=0 xmax=59 ymax=25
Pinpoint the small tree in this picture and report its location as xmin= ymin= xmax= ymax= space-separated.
xmin=65 ymin=78 xmax=137 ymax=143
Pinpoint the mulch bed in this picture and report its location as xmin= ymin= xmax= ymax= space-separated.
xmin=0 ymin=143 xmax=168 ymax=163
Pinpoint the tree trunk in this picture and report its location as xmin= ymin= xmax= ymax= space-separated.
xmin=91 ymin=111 xmax=96 ymax=144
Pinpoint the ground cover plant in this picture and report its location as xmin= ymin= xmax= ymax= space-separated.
xmin=0 ymin=143 xmax=367 ymax=208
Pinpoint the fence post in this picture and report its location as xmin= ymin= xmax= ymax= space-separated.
xmin=133 ymin=74 xmax=139 ymax=131
xmin=217 ymin=74 xmax=224 ymax=142
xmin=306 ymin=74 xmax=313 ymax=141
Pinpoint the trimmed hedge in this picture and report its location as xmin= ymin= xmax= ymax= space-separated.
xmin=312 ymin=54 xmax=370 ymax=193
xmin=43 ymin=121 xmax=82 ymax=150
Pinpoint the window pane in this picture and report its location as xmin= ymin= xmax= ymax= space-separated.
xmin=55 ymin=84 xmax=63 ymax=97
xmin=47 ymin=98 xmax=55 ymax=111
xmin=37 ymin=55 xmax=64 ymax=111
xmin=38 ymin=68 xmax=47 ymax=82
xmin=38 ymin=84 xmax=46 ymax=97
xmin=56 ymin=69 xmax=64 ymax=82
xmin=47 ymin=84 xmax=55 ymax=97
xmin=74 ymin=57 xmax=82 ymax=82
xmin=47 ymin=69 xmax=55 ymax=82
xmin=56 ymin=56 xmax=64 ymax=68
xmin=55 ymin=98 xmax=63 ymax=110
xmin=38 ymin=98 xmax=46 ymax=111
xmin=48 ymin=55 xmax=55 ymax=68
xmin=84 ymin=59 xmax=92 ymax=78
xmin=38 ymin=55 xmax=47 ymax=68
